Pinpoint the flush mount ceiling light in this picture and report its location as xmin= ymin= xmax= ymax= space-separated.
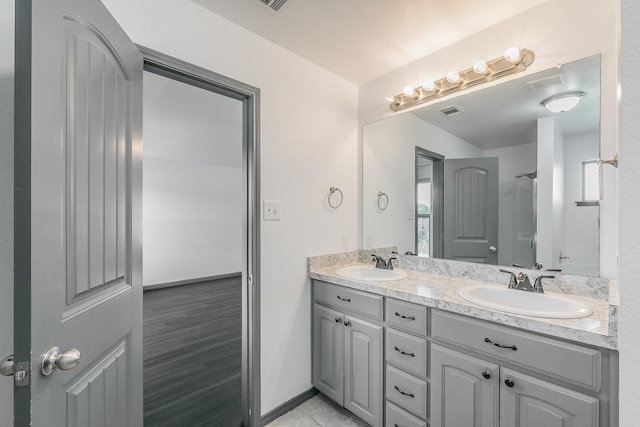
xmin=541 ymin=91 xmax=586 ymax=113
xmin=386 ymin=47 xmax=535 ymax=112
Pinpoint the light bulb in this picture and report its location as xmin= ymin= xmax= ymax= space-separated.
xmin=385 ymin=94 xmax=397 ymax=103
xmin=422 ymin=80 xmax=437 ymax=91
xmin=504 ymin=47 xmax=521 ymax=63
xmin=473 ymin=60 xmax=488 ymax=74
xmin=403 ymin=85 xmax=416 ymax=97
xmin=446 ymin=71 xmax=461 ymax=84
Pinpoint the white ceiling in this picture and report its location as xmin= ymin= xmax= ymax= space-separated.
xmin=192 ymin=0 xmax=551 ymax=84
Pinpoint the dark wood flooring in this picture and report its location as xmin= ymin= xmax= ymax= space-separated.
xmin=143 ymin=277 xmax=242 ymax=427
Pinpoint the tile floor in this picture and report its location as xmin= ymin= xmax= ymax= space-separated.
xmin=266 ymin=393 xmax=371 ymax=427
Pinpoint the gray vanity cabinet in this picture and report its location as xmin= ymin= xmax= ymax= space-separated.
xmin=431 ymin=344 xmax=499 ymax=427
xmin=500 ymin=368 xmax=599 ymax=427
xmin=312 ymin=281 xmax=384 ymax=427
xmin=431 ymin=309 xmax=603 ymax=427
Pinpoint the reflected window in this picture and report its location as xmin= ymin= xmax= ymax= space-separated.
xmin=582 ymin=160 xmax=599 ymax=201
xmin=417 ymin=178 xmax=431 ymax=257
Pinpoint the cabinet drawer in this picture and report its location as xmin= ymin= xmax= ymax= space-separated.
xmin=386 ymin=401 xmax=427 ymax=427
xmin=386 ymin=298 xmax=428 ymax=336
xmin=386 ymin=328 xmax=428 ymax=378
xmin=431 ymin=309 xmax=601 ymax=390
xmin=314 ymin=281 xmax=383 ymax=320
xmin=386 ymin=365 xmax=428 ymax=419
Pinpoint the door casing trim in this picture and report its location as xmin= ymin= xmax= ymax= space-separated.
xmin=138 ymin=45 xmax=261 ymax=427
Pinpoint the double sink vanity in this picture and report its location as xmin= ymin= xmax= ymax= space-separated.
xmin=308 ymin=250 xmax=618 ymax=427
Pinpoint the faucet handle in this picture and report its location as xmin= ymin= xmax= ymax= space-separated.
xmin=533 ymin=275 xmax=555 ymax=293
xmin=387 ymin=257 xmax=397 ymax=270
xmin=499 ymin=269 xmax=518 ymax=288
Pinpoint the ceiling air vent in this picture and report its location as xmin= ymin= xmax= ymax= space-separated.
xmin=255 ymin=0 xmax=294 ymax=12
xmin=438 ymin=106 xmax=464 ymax=117
xmin=527 ymin=73 xmax=564 ymax=91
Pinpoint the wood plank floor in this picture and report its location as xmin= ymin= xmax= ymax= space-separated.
xmin=143 ymin=277 xmax=242 ymax=427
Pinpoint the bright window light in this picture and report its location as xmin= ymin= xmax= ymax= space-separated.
xmin=582 ymin=160 xmax=599 ymax=201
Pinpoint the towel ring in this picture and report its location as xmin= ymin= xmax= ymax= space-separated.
xmin=377 ymin=191 xmax=389 ymax=210
xmin=328 ymin=187 xmax=343 ymax=209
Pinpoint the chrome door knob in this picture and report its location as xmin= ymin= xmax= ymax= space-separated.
xmin=489 ymin=246 xmax=498 ymax=253
xmin=40 ymin=347 xmax=81 ymax=376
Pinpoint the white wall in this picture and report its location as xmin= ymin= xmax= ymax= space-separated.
xmin=101 ymin=0 xmax=359 ymax=415
xmin=0 ymin=0 xmax=13 ymax=424
xmin=143 ymin=157 xmax=243 ymax=285
xmin=619 ymin=0 xmax=640 ymax=424
xmin=142 ymin=72 xmax=243 ymax=286
xmin=552 ymin=123 xmax=565 ymax=271
xmin=362 ymin=113 xmax=482 ymax=253
xmin=484 ymin=143 xmax=536 ymax=267
xmin=562 ymin=132 xmax=600 ymax=276
xmin=536 ymin=117 xmax=556 ymax=269
xmin=359 ymin=0 xmax=618 ymax=278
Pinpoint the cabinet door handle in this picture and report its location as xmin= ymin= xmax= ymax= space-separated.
xmin=334 ymin=317 xmax=341 ymax=323
xmin=484 ymin=337 xmax=517 ymax=351
xmin=394 ymin=385 xmax=415 ymax=398
xmin=343 ymin=320 xmax=352 ymax=327
xmin=505 ymin=378 xmax=515 ymax=388
xmin=394 ymin=311 xmax=416 ymax=321
xmin=337 ymin=295 xmax=351 ymax=302
xmin=394 ymin=346 xmax=415 ymax=357
xmin=482 ymin=370 xmax=492 ymax=379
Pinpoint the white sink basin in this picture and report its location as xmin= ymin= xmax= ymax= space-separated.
xmin=458 ymin=285 xmax=593 ymax=319
xmin=335 ymin=265 xmax=407 ymax=282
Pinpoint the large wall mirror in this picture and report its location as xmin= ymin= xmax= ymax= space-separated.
xmin=362 ymin=54 xmax=605 ymax=277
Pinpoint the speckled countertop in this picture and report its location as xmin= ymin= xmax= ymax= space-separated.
xmin=309 ymin=259 xmax=618 ymax=350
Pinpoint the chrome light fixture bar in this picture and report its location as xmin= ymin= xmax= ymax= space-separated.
xmin=387 ymin=47 xmax=535 ymax=112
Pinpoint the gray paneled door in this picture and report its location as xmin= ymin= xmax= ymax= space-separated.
xmin=14 ymin=0 xmax=143 ymax=425
xmin=444 ymin=157 xmax=499 ymax=264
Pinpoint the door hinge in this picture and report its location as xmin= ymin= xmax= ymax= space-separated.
xmin=248 ymin=275 xmax=254 ymax=287
xmin=0 ymin=355 xmax=30 ymax=387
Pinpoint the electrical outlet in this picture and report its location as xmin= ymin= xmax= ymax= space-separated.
xmin=263 ymin=201 xmax=281 ymax=221
xmin=366 ymin=234 xmax=374 ymax=248
xmin=341 ymin=235 xmax=349 ymax=251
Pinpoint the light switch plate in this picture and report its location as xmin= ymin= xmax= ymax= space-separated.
xmin=263 ymin=201 xmax=281 ymax=221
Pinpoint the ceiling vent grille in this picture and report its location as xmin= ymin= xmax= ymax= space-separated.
xmin=255 ymin=0 xmax=293 ymax=12
xmin=527 ymin=73 xmax=564 ymax=91
xmin=438 ymin=106 xmax=464 ymax=117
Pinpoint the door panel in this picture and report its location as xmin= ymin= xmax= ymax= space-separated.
xmin=431 ymin=344 xmax=499 ymax=427
xmin=312 ymin=304 xmax=344 ymax=404
xmin=500 ymin=368 xmax=599 ymax=427
xmin=344 ymin=316 xmax=383 ymax=427
xmin=444 ymin=157 xmax=499 ymax=264
xmin=15 ymin=0 xmax=142 ymax=425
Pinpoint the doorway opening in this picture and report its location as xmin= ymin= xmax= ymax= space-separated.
xmin=415 ymin=147 xmax=443 ymax=258
xmin=140 ymin=47 xmax=260 ymax=426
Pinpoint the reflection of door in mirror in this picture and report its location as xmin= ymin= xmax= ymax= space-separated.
xmin=443 ymin=157 xmax=499 ymax=264
xmin=415 ymin=148 xmax=444 ymax=258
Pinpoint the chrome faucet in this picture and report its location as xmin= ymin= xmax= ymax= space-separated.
xmin=371 ymin=254 xmax=396 ymax=270
xmin=532 ymin=275 xmax=555 ymax=293
xmin=500 ymin=269 xmax=547 ymax=292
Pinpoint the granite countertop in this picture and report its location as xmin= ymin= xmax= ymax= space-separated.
xmin=309 ymin=264 xmax=618 ymax=350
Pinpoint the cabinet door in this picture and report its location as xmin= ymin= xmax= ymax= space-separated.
xmin=500 ymin=368 xmax=599 ymax=427
xmin=312 ymin=304 xmax=344 ymax=404
xmin=431 ymin=344 xmax=500 ymax=427
xmin=344 ymin=315 xmax=383 ymax=427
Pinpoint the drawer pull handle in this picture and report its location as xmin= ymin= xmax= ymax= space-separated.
xmin=484 ymin=337 xmax=517 ymax=351
xmin=394 ymin=385 xmax=415 ymax=398
xmin=394 ymin=346 xmax=416 ymax=357
xmin=337 ymin=295 xmax=351 ymax=302
xmin=335 ymin=317 xmax=341 ymax=323
xmin=394 ymin=311 xmax=416 ymax=321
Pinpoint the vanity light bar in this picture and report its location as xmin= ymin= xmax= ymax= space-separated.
xmin=387 ymin=48 xmax=535 ymax=112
